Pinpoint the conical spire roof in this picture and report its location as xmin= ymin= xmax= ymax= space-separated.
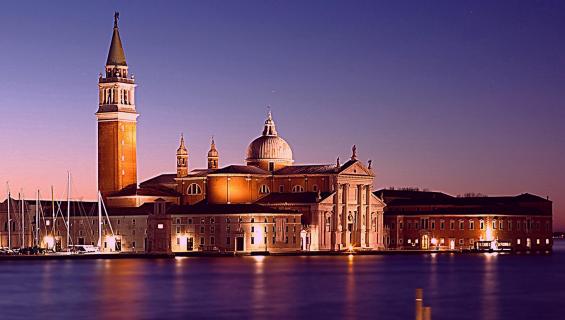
xmin=106 ymin=12 xmax=127 ymax=66
xmin=177 ymin=134 xmax=188 ymax=155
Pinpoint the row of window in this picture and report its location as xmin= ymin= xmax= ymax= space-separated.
xmin=396 ymin=237 xmax=551 ymax=246
xmin=176 ymin=224 xmax=298 ymax=234
xmin=395 ymin=218 xmax=549 ymax=232
xmin=185 ymin=183 xmax=320 ymax=196
xmin=173 ymin=216 xmax=298 ymax=225
xmin=176 ymin=235 xmax=298 ymax=247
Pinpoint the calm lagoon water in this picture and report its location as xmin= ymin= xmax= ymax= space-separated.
xmin=1 ymin=241 xmax=565 ymax=320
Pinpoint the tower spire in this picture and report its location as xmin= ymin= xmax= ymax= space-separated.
xmin=177 ymin=133 xmax=189 ymax=177
xmin=208 ymin=136 xmax=219 ymax=169
xmin=107 ymin=12 xmax=127 ymax=67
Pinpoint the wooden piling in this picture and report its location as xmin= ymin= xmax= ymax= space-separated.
xmin=415 ymin=288 xmax=423 ymax=320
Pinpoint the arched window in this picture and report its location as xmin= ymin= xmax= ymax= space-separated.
xmin=259 ymin=185 xmax=270 ymax=194
xmin=292 ymin=185 xmax=304 ymax=193
xmin=187 ymin=183 xmax=202 ymax=195
xmin=312 ymin=185 xmax=319 ymax=192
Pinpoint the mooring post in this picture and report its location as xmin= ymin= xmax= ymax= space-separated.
xmin=423 ymin=306 xmax=432 ymax=320
xmin=415 ymin=288 xmax=423 ymax=320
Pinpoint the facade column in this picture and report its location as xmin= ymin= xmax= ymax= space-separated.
xmin=343 ymin=183 xmax=350 ymax=248
xmin=333 ymin=182 xmax=341 ymax=251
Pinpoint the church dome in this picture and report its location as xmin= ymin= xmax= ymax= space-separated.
xmin=246 ymin=112 xmax=293 ymax=169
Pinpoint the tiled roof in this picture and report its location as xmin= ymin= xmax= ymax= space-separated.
xmin=140 ymin=173 xmax=176 ymax=188
xmin=211 ymin=165 xmax=270 ymax=175
xmin=107 ymin=185 xmax=181 ymax=197
xmin=256 ymin=192 xmax=333 ymax=204
xmin=274 ymin=165 xmax=337 ymax=175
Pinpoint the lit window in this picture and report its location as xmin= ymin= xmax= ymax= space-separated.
xmin=187 ymin=183 xmax=202 ymax=195
xmin=259 ymin=185 xmax=270 ymax=194
xmin=157 ymin=224 xmax=164 ymax=230
xmin=292 ymin=185 xmax=304 ymax=193
xmin=536 ymin=239 xmax=540 ymax=245
xmin=517 ymin=239 xmax=521 ymax=245
xmin=546 ymin=239 xmax=550 ymax=245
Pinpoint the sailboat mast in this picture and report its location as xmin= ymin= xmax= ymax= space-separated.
xmin=36 ymin=190 xmax=40 ymax=247
xmin=98 ymin=191 xmax=102 ymax=248
xmin=66 ymin=172 xmax=71 ymax=250
xmin=19 ymin=192 xmax=24 ymax=248
xmin=6 ymin=184 xmax=11 ymax=250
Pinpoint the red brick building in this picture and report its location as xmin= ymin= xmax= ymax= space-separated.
xmin=377 ymin=189 xmax=553 ymax=252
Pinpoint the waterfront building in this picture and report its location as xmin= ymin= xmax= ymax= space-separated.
xmin=378 ymin=189 xmax=553 ymax=252
xmin=0 ymin=14 xmax=553 ymax=254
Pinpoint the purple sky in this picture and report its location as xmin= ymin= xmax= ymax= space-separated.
xmin=1 ymin=1 xmax=564 ymax=229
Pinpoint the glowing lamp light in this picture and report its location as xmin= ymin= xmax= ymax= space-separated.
xmin=43 ymin=236 xmax=55 ymax=249
xmin=431 ymin=238 xmax=438 ymax=245
xmin=348 ymin=245 xmax=354 ymax=252
xmin=485 ymin=225 xmax=493 ymax=241
xmin=105 ymin=235 xmax=117 ymax=251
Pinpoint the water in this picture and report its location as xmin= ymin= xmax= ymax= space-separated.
xmin=1 ymin=242 xmax=565 ymax=320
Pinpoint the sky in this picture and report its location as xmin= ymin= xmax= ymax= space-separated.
xmin=0 ymin=1 xmax=564 ymax=229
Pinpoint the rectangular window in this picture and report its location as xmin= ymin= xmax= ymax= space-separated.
xmin=469 ymin=221 xmax=474 ymax=230
xmin=176 ymin=238 xmax=180 ymax=245
xmin=188 ymin=218 xmax=193 ymax=224
xmin=399 ymin=222 xmax=403 ymax=230
xmin=431 ymin=221 xmax=435 ymax=230
xmin=509 ymin=221 xmax=512 ymax=231
xmin=200 ymin=237 xmax=204 ymax=245
xmin=157 ymin=224 xmax=164 ymax=230
xmin=264 ymin=237 xmax=267 ymax=244
xmin=251 ymin=226 xmax=255 ymax=232
xmin=251 ymin=237 xmax=255 ymax=244
xmin=459 ymin=221 xmax=464 ymax=230
xmin=450 ymin=221 xmax=455 ymax=230
xmin=499 ymin=221 xmax=503 ymax=230
xmin=279 ymin=185 xmax=284 ymax=192
xmin=492 ymin=221 xmax=497 ymax=229
xmin=440 ymin=221 xmax=445 ymax=230
xmin=459 ymin=239 xmax=464 ymax=245
xmin=480 ymin=221 xmax=484 ymax=230
xmin=211 ymin=237 xmax=215 ymax=245
xmin=176 ymin=226 xmax=180 ymax=234
xmin=132 ymin=241 xmax=136 ymax=248
xmin=226 ymin=237 xmax=230 ymax=245
xmin=200 ymin=226 xmax=205 ymax=233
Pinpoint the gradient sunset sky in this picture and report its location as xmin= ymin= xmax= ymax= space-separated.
xmin=1 ymin=1 xmax=564 ymax=229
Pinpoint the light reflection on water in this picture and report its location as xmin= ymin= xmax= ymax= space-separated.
xmin=0 ymin=242 xmax=563 ymax=320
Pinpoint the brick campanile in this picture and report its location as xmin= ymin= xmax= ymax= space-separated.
xmin=96 ymin=12 xmax=138 ymax=195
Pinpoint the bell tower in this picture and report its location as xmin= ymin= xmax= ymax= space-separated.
xmin=207 ymin=137 xmax=219 ymax=170
xmin=96 ymin=12 xmax=138 ymax=195
xmin=176 ymin=134 xmax=189 ymax=177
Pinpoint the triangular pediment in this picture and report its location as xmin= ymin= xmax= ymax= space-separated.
xmin=338 ymin=160 xmax=374 ymax=177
